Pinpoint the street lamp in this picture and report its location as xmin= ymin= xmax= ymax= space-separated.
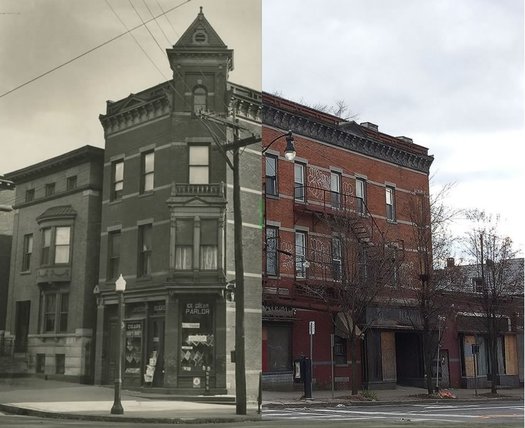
xmin=262 ymin=130 xmax=296 ymax=161
xmin=110 ymin=274 xmax=126 ymax=415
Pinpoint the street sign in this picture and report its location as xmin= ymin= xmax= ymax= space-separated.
xmin=308 ymin=321 xmax=315 ymax=335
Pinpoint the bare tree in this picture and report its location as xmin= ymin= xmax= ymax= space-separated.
xmin=463 ymin=209 xmax=524 ymax=394
xmin=404 ymin=184 xmax=460 ymax=394
xmin=297 ymin=192 xmax=398 ymax=395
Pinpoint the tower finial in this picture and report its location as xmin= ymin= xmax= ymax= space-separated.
xmin=200 ymin=6 xmax=203 ymax=14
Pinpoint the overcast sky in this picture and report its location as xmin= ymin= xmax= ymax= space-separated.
xmin=1 ymin=0 xmax=523 ymax=257
xmin=0 ymin=0 xmax=260 ymax=169
xmin=263 ymin=0 xmax=524 ymax=258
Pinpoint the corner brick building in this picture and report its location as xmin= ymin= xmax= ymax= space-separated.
xmin=94 ymin=9 xmax=261 ymax=400
xmin=261 ymin=93 xmax=434 ymax=390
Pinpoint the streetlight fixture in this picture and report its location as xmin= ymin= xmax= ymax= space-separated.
xmin=262 ymin=130 xmax=296 ymax=161
xmin=110 ymin=274 xmax=126 ymax=415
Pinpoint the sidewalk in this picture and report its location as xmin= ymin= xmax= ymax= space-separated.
xmin=263 ymin=384 xmax=525 ymax=408
xmin=0 ymin=377 xmax=523 ymax=423
xmin=0 ymin=377 xmax=259 ymax=423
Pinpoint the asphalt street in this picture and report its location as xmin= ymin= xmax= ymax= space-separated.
xmin=2 ymin=401 xmax=524 ymax=427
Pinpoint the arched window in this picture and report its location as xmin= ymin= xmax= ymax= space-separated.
xmin=193 ymin=87 xmax=207 ymax=114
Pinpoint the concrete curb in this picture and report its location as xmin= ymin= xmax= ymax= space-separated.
xmin=262 ymin=396 xmax=524 ymax=409
xmin=0 ymin=403 xmax=262 ymax=424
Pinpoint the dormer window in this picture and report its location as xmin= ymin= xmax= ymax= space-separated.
xmin=193 ymin=30 xmax=208 ymax=44
xmin=193 ymin=87 xmax=207 ymax=114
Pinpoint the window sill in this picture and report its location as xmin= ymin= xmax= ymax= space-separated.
xmin=108 ymin=199 xmax=122 ymax=206
xmin=138 ymin=191 xmax=155 ymax=198
xmin=386 ymin=219 xmax=397 ymax=224
xmin=20 ymin=270 xmax=31 ymax=275
xmin=266 ymin=193 xmax=280 ymax=200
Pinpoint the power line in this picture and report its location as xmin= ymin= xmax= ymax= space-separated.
xmin=0 ymin=0 xmax=192 ymax=99
xmin=141 ymin=0 xmax=173 ymax=46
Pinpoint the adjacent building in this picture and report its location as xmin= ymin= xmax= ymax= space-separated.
xmin=3 ymin=146 xmax=104 ymax=381
xmin=261 ymin=93 xmax=434 ymax=390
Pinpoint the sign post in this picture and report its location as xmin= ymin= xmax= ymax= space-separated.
xmin=308 ymin=321 xmax=315 ymax=399
xmin=472 ymin=343 xmax=479 ymax=396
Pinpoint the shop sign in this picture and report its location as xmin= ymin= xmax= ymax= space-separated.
xmin=263 ymin=305 xmax=295 ymax=320
xmin=124 ymin=321 xmax=143 ymax=375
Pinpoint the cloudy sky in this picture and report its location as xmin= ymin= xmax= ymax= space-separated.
xmin=0 ymin=0 xmax=260 ymax=169
xmin=1 ymin=0 xmax=523 ymax=257
xmin=264 ymin=0 xmax=524 ymax=257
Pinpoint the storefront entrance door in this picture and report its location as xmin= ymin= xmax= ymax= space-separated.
xmin=146 ymin=317 xmax=164 ymax=386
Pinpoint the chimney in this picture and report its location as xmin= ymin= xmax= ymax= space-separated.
xmin=360 ymin=122 xmax=378 ymax=131
xmin=396 ymin=136 xmax=413 ymax=144
xmin=446 ymin=257 xmax=455 ymax=268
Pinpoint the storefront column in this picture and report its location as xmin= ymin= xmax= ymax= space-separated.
xmin=164 ymin=293 xmax=179 ymax=386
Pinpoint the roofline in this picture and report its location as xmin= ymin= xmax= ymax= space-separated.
xmin=5 ymin=145 xmax=104 ymax=183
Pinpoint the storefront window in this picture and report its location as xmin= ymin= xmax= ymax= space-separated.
xmin=266 ymin=324 xmax=292 ymax=372
xmin=180 ymin=300 xmax=214 ymax=374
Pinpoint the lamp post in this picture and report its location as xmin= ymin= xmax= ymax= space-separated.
xmin=110 ymin=274 xmax=126 ymax=415
xmin=435 ymin=315 xmax=445 ymax=391
xmin=262 ymin=130 xmax=296 ymax=161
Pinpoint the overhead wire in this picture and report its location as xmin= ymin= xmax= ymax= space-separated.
xmin=141 ymin=0 xmax=172 ymax=46
xmin=0 ymin=0 xmax=192 ymax=99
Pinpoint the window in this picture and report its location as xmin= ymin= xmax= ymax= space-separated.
xmin=266 ymin=226 xmax=279 ymax=276
xmin=472 ymin=277 xmax=484 ymax=293
xmin=356 ymin=178 xmax=367 ymax=215
xmin=41 ymin=292 xmax=68 ymax=333
xmin=193 ymin=87 xmax=207 ymax=114
xmin=25 ymin=188 xmax=35 ymax=202
xmin=112 ymin=160 xmax=124 ymax=201
xmin=54 ymin=227 xmax=70 ymax=264
xmin=43 ymin=293 xmax=56 ymax=332
xmin=108 ymin=231 xmax=121 ymax=280
xmin=66 ymin=175 xmax=77 ymax=191
xmin=294 ymin=163 xmax=305 ymax=201
xmin=41 ymin=228 xmax=51 ymax=265
xmin=59 ymin=294 xmax=68 ymax=332
xmin=265 ymin=155 xmax=278 ymax=196
xmin=200 ymin=219 xmax=218 ymax=270
xmin=56 ymin=354 xmax=65 ymax=375
xmin=22 ymin=234 xmax=33 ymax=271
xmin=386 ymin=186 xmax=396 ymax=221
xmin=45 ymin=183 xmax=55 ymax=197
xmin=266 ymin=324 xmax=292 ymax=372
xmin=175 ymin=219 xmax=193 ymax=270
xmin=330 ymin=171 xmax=341 ymax=208
xmin=332 ymin=237 xmax=342 ymax=281
xmin=138 ymin=224 xmax=152 ymax=277
xmin=334 ymin=335 xmax=347 ymax=365
xmin=295 ymin=231 xmax=307 ymax=278
xmin=36 ymin=354 xmax=45 ymax=374
xmin=41 ymin=226 xmax=70 ymax=266
xmin=189 ymin=146 xmax=209 ymax=184
xmin=141 ymin=151 xmax=154 ymax=193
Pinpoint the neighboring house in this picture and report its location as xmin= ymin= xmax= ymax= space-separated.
xmin=3 ymin=146 xmax=104 ymax=382
xmin=261 ymin=93 xmax=434 ymax=390
xmin=0 ymin=180 xmax=15 ymax=335
xmin=440 ymin=258 xmax=523 ymax=388
xmin=94 ymin=8 xmax=261 ymax=400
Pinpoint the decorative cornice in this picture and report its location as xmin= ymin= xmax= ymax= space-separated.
xmin=99 ymin=95 xmax=171 ymax=136
xmin=229 ymin=83 xmax=262 ymax=124
xmin=263 ymin=105 xmax=434 ymax=174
